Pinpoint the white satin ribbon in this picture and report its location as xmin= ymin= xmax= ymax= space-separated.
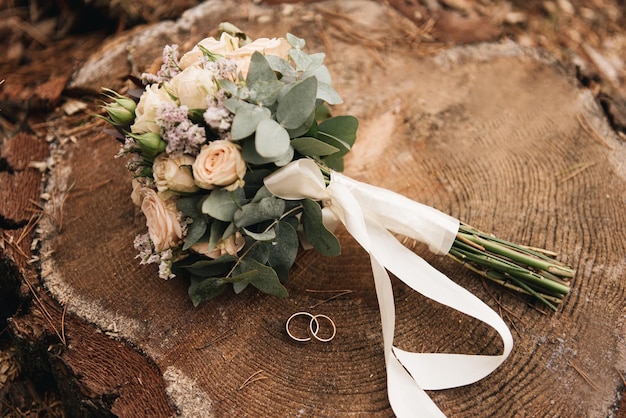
xmin=264 ymin=159 xmax=513 ymax=417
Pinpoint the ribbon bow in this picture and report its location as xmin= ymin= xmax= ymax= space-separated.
xmin=264 ymin=159 xmax=513 ymax=417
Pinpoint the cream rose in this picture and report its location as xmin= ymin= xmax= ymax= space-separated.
xmin=131 ymin=178 xmax=146 ymax=207
xmin=179 ymin=33 xmax=291 ymax=78
xmin=168 ymin=65 xmax=217 ymax=110
xmin=179 ymin=33 xmax=240 ymax=69
xmin=131 ymin=84 xmax=175 ymax=134
xmin=192 ymin=232 xmax=245 ymax=259
xmin=141 ymin=189 xmax=183 ymax=252
xmin=153 ymin=154 xmax=199 ymax=195
xmin=192 ymin=140 xmax=246 ymax=190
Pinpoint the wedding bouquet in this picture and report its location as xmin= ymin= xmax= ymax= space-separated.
xmin=100 ymin=23 xmax=575 ymax=417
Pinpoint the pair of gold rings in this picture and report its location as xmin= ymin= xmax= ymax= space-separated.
xmin=285 ymin=312 xmax=336 ymax=342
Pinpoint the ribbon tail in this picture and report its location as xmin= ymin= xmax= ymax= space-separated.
xmin=367 ymin=221 xmax=513 ymax=390
xmin=370 ymin=254 xmax=447 ymax=418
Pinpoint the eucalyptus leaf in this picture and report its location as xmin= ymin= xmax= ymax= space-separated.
xmin=243 ymin=227 xmax=276 ymax=241
xmin=235 ymin=257 xmax=288 ymax=297
xmin=244 ymin=239 xmax=270 ymax=264
xmin=242 ymin=138 xmax=279 ymax=165
xmin=322 ymin=153 xmax=344 ymax=172
xmin=286 ymin=33 xmax=305 ymax=49
xmin=267 ymin=220 xmax=299 ymax=283
xmin=290 ymin=48 xmax=313 ymax=72
xmin=188 ymin=276 xmax=228 ymax=307
xmin=176 ymin=196 xmax=208 ymax=250
xmin=234 ymin=196 xmax=286 ymax=228
xmin=247 ymin=52 xmax=278 ymax=87
xmin=285 ymin=110 xmax=316 ymax=138
xmin=265 ymin=55 xmax=299 ymax=78
xmin=217 ymin=79 xmax=238 ymax=96
xmin=230 ymin=101 xmax=271 ymax=140
xmin=276 ymin=77 xmax=317 ymax=130
xmin=301 ymin=198 xmax=341 ymax=256
xmin=318 ymin=115 xmax=358 ymax=150
xmin=249 ymin=80 xmax=284 ymax=106
xmin=208 ymin=220 xmax=228 ymax=252
xmin=251 ymin=185 xmax=273 ymax=203
xmin=255 ymin=119 xmax=290 ymax=158
xmin=201 ymin=188 xmax=245 ymax=222
xmin=183 ymin=216 xmax=209 ymax=250
xmin=176 ymin=255 xmax=236 ymax=277
xmin=273 ymin=145 xmax=294 ymax=167
xmin=232 ymin=282 xmax=249 ymax=294
xmin=291 ymin=137 xmax=340 ymax=157
xmin=316 ymin=81 xmax=343 ymax=105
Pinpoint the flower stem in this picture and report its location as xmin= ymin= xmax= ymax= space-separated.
xmin=448 ymin=223 xmax=574 ymax=311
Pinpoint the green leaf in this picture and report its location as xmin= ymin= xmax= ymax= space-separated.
xmin=217 ymin=79 xmax=238 ymax=96
xmin=176 ymin=196 xmax=208 ymax=250
xmin=229 ymin=100 xmax=271 ymax=140
xmin=322 ymin=153 xmax=344 ymax=172
xmin=201 ymin=188 xmax=245 ymax=222
xmin=318 ymin=115 xmax=359 ymax=150
xmin=285 ymin=110 xmax=316 ymax=138
xmin=255 ymin=119 xmax=290 ymax=158
xmin=208 ymin=220 xmax=228 ymax=253
xmin=317 ymin=81 xmax=343 ymax=105
xmin=276 ymin=77 xmax=317 ymax=130
xmin=234 ymin=196 xmax=285 ymax=228
xmin=245 ymin=239 xmax=270 ymax=264
xmin=234 ymin=257 xmax=288 ymax=297
xmin=176 ymin=255 xmax=236 ymax=277
xmin=273 ymin=145 xmax=294 ymax=167
xmin=265 ymin=55 xmax=298 ymax=78
xmin=301 ymin=198 xmax=341 ymax=256
xmin=232 ymin=282 xmax=249 ymax=294
xmin=247 ymin=52 xmax=278 ymax=86
xmin=188 ymin=276 xmax=228 ymax=307
xmin=243 ymin=227 xmax=276 ymax=241
xmin=291 ymin=137 xmax=340 ymax=157
xmin=242 ymin=137 xmax=277 ymax=165
xmin=287 ymin=33 xmax=305 ymax=49
xmin=267 ymin=220 xmax=299 ymax=283
xmin=251 ymin=185 xmax=273 ymax=203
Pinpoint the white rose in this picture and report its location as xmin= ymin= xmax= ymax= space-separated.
xmin=192 ymin=140 xmax=246 ymax=190
xmin=228 ymin=37 xmax=291 ymax=78
xmin=179 ymin=33 xmax=240 ymax=69
xmin=169 ymin=66 xmax=217 ymax=110
xmin=131 ymin=84 xmax=175 ymax=134
xmin=152 ymin=154 xmax=199 ymax=195
xmin=192 ymin=232 xmax=245 ymax=259
xmin=141 ymin=189 xmax=183 ymax=252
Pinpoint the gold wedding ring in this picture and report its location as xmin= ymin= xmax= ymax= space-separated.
xmin=286 ymin=311 xmax=336 ymax=343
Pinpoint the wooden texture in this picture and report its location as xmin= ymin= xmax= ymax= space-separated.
xmin=4 ymin=0 xmax=626 ymax=416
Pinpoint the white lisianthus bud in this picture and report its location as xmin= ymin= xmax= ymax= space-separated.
xmin=192 ymin=140 xmax=246 ymax=190
xmin=168 ymin=66 xmax=217 ymax=110
xmin=131 ymin=84 xmax=176 ymax=134
xmin=192 ymin=232 xmax=245 ymax=259
xmin=140 ymin=189 xmax=183 ymax=253
xmin=152 ymin=154 xmax=199 ymax=195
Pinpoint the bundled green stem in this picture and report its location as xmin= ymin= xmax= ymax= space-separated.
xmin=448 ymin=223 xmax=574 ymax=311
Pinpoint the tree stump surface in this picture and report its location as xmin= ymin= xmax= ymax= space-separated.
xmin=5 ymin=0 xmax=626 ymax=416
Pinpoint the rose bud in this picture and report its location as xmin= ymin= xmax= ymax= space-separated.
xmin=129 ymin=132 xmax=167 ymax=160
